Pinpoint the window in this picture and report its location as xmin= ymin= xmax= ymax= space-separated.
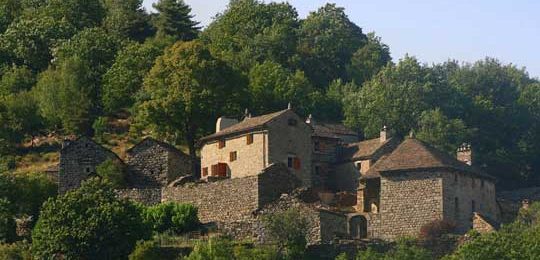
xmin=85 ymin=143 xmax=89 ymax=148
xmin=293 ymin=158 xmax=301 ymax=170
xmin=454 ymin=197 xmax=459 ymax=218
xmin=85 ymin=167 xmax=91 ymax=173
xmin=287 ymin=157 xmax=294 ymax=168
xmin=472 ymin=200 xmax=476 ymax=213
xmin=218 ymin=140 xmax=226 ymax=149
xmin=454 ymin=173 xmax=458 ymax=183
xmin=202 ymin=167 xmax=208 ymax=177
xmin=246 ymin=134 xmax=253 ymax=145
xmin=229 ymin=151 xmax=237 ymax=162
xmin=288 ymin=118 xmax=297 ymax=126
xmin=211 ymin=163 xmax=227 ymax=177
xmin=314 ymin=140 xmax=321 ymax=152
xmin=472 ymin=178 xmax=475 ymax=188
xmin=315 ymin=165 xmax=321 ymax=175
xmin=481 ymin=180 xmax=485 ymax=188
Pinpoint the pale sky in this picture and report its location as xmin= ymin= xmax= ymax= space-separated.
xmin=142 ymin=0 xmax=540 ymax=78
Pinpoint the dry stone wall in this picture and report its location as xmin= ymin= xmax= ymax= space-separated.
xmin=116 ymin=188 xmax=162 ymax=205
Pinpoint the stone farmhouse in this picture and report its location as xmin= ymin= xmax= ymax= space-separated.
xmin=57 ymin=107 xmax=500 ymax=243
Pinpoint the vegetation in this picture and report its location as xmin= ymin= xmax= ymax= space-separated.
xmin=31 ymin=178 xmax=150 ymax=259
xmin=263 ymin=208 xmax=309 ymax=259
xmin=143 ymin=202 xmax=200 ymax=234
xmin=96 ymin=158 xmax=126 ymax=188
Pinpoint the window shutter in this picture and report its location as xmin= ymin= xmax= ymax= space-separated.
xmin=293 ymin=158 xmax=301 ymax=170
xmin=202 ymin=167 xmax=208 ymax=177
xmin=218 ymin=163 xmax=227 ymax=177
xmin=247 ymin=134 xmax=253 ymax=145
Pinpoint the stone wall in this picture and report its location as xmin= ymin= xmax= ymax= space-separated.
xmin=126 ymin=138 xmax=191 ymax=188
xmin=58 ymin=137 xmax=119 ymax=194
xmin=200 ymin=131 xmax=268 ymax=179
xmin=117 ymin=188 xmax=162 ymax=205
xmin=442 ymin=171 xmax=498 ymax=232
xmin=472 ymin=213 xmax=497 ymax=233
xmin=319 ymin=210 xmax=348 ymax=242
xmin=372 ymin=171 xmax=444 ymax=240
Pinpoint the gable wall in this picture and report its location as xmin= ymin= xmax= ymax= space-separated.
xmin=126 ymin=142 xmax=175 ymax=187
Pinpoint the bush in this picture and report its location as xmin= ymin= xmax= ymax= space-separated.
xmin=31 ymin=178 xmax=151 ymax=259
xmin=143 ymin=202 xmax=200 ymax=234
xmin=353 ymin=239 xmax=431 ymax=260
xmin=0 ymin=156 xmax=16 ymax=172
xmin=96 ymin=158 xmax=126 ymax=188
xmin=129 ymin=240 xmax=162 ymax=260
xmin=92 ymin=116 xmax=108 ymax=142
xmin=233 ymin=244 xmax=278 ymax=260
xmin=0 ymin=241 xmax=31 ymax=260
xmin=263 ymin=208 xmax=309 ymax=260
xmin=184 ymin=237 xmax=235 ymax=260
xmin=7 ymin=172 xmax=57 ymax=217
xmin=419 ymin=219 xmax=456 ymax=241
xmin=0 ymin=198 xmax=16 ymax=243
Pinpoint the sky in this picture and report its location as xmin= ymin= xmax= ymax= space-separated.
xmin=142 ymin=0 xmax=540 ymax=78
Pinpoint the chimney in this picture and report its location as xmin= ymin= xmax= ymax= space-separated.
xmin=457 ymin=143 xmax=473 ymax=165
xmin=305 ymin=114 xmax=315 ymax=126
xmin=380 ymin=126 xmax=390 ymax=143
xmin=216 ymin=117 xmax=239 ymax=133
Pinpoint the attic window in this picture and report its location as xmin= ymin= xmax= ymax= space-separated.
xmin=246 ymin=134 xmax=253 ymax=145
xmin=288 ymin=118 xmax=297 ymax=126
xmin=218 ymin=140 xmax=226 ymax=149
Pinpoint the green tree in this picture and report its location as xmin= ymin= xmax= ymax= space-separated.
xmin=0 ymin=17 xmax=75 ymax=71
xmin=344 ymin=56 xmax=432 ymax=138
xmin=248 ymin=61 xmax=312 ymax=114
xmin=133 ymin=40 xmax=244 ymax=175
xmin=416 ymin=109 xmax=472 ymax=154
xmin=39 ymin=0 xmax=106 ymax=30
xmin=96 ymin=158 xmax=126 ymax=188
xmin=0 ymin=198 xmax=16 ymax=243
xmin=152 ymin=0 xmax=199 ymax=40
xmin=5 ymin=172 xmax=57 ymax=218
xmin=31 ymin=178 xmax=150 ymax=259
xmin=297 ymin=3 xmax=366 ymax=88
xmin=0 ymin=0 xmax=22 ymax=33
xmin=33 ymin=57 xmax=92 ymax=134
xmin=102 ymin=41 xmax=163 ymax=113
xmin=263 ymin=209 xmax=308 ymax=259
xmin=202 ymin=0 xmax=299 ymax=71
xmin=102 ymin=0 xmax=153 ymax=41
xmin=0 ymin=92 xmax=43 ymax=146
xmin=348 ymin=32 xmax=392 ymax=85
xmin=0 ymin=65 xmax=36 ymax=96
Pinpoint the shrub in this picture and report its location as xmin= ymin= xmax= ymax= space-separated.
xmin=7 ymin=172 xmax=57 ymax=217
xmin=92 ymin=116 xmax=108 ymax=142
xmin=129 ymin=240 xmax=162 ymax=260
xmin=0 ymin=156 xmax=16 ymax=172
xmin=263 ymin=208 xmax=309 ymax=260
xmin=0 ymin=241 xmax=31 ymax=260
xmin=31 ymin=178 xmax=151 ymax=259
xmin=353 ymin=239 xmax=431 ymax=260
xmin=0 ymin=198 xmax=16 ymax=243
xmin=96 ymin=158 xmax=126 ymax=188
xmin=184 ymin=237 xmax=235 ymax=260
xmin=419 ymin=219 xmax=456 ymax=240
xmin=233 ymin=244 xmax=278 ymax=260
xmin=143 ymin=202 xmax=200 ymax=234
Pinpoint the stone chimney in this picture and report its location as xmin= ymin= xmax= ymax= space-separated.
xmin=305 ymin=114 xmax=315 ymax=126
xmin=380 ymin=126 xmax=390 ymax=143
xmin=457 ymin=143 xmax=473 ymax=166
xmin=216 ymin=117 xmax=239 ymax=133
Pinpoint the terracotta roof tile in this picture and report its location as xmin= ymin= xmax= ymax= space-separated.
xmin=199 ymin=109 xmax=290 ymax=142
xmin=362 ymin=138 xmax=493 ymax=180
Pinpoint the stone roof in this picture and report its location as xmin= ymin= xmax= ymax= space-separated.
xmin=341 ymin=137 xmax=394 ymax=161
xmin=61 ymin=136 xmax=122 ymax=162
xmin=313 ymin=123 xmax=357 ymax=139
xmin=199 ymin=109 xmax=291 ymax=142
xmin=127 ymin=137 xmax=187 ymax=157
xmin=363 ymin=138 xmax=493 ymax=180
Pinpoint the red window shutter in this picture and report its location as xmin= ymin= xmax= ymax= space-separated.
xmin=202 ymin=167 xmax=208 ymax=177
xmin=293 ymin=158 xmax=301 ymax=170
xmin=218 ymin=163 xmax=227 ymax=177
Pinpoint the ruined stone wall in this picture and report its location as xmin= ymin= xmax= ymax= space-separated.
xmin=200 ymin=131 xmax=268 ymax=179
xmin=442 ymin=172 xmax=498 ymax=232
xmin=319 ymin=210 xmax=348 ymax=242
xmin=267 ymin=110 xmax=313 ymax=187
xmin=116 ymin=188 xmax=162 ymax=205
xmin=167 ymin=150 xmax=192 ymax=179
xmin=372 ymin=171 xmax=444 ymax=240
xmin=58 ymin=137 xmax=118 ymax=194
xmin=126 ymin=144 xmax=170 ymax=188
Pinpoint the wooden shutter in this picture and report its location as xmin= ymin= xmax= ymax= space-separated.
xmin=218 ymin=140 xmax=225 ymax=149
xmin=293 ymin=158 xmax=301 ymax=170
xmin=229 ymin=151 xmax=237 ymax=162
xmin=246 ymin=134 xmax=253 ymax=145
xmin=202 ymin=167 xmax=208 ymax=177
xmin=218 ymin=163 xmax=227 ymax=177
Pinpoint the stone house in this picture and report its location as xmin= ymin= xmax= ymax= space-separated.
xmin=355 ymin=137 xmax=499 ymax=240
xmin=199 ymin=108 xmax=314 ymax=186
xmin=58 ymin=136 xmax=122 ymax=194
xmin=125 ymin=137 xmax=192 ymax=188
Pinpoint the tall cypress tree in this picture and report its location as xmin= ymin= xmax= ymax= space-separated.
xmin=152 ymin=0 xmax=199 ymax=40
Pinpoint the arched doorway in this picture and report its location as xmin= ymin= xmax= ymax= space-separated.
xmin=349 ymin=215 xmax=367 ymax=239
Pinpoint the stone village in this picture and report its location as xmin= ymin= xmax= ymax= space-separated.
xmin=55 ymin=106 xmax=504 ymax=245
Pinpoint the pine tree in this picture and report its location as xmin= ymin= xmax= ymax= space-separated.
xmin=152 ymin=0 xmax=199 ymax=40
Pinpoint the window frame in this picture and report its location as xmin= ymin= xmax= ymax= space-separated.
xmin=229 ymin=151 xmax=237 ymax=162
xmin=246 ymin=134 xmax=254 ymax=145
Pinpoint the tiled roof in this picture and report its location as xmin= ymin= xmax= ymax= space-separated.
xmin=341 ymin=137 xmax=393 ymax=161
xmin=199 ymin=109 xmax=290 ymax=142
xmin=313 ymin=123 xmax=357 ymax=137
xmin=362 ymin=138 xmax=493 ymax=180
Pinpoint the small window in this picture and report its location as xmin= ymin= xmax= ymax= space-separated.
xmin=229 ymin=151 xmax=237 ymax=162
xmin=202 ymin=167 xmax=208 ymax=177
xmin=85 ymin=167 xmax=91 ymax=173
xmin=85 ymin=143 xmax=89 ymax=148
xmin=481 ymin=180 xmax=485 ymax=188
xmin=246 ymin=134 xmax=253 ymax=145
xmin=293 ymin=158 xmax=301 ymax=170
xmin=287 ymin=157 xmax=294 ymax=168
xmin=218 ymin=140 xmax=226 ymax=149
xmin=315 ymin=165 xmax=321 ymax=175
xmin=454 ymin=173 xmax=458 ymax=183
xmin=454 ymin=197 xmax=459 ymax=218
xmin=472 ymin=200 xmax=476 ymax=213
xmin=314 ymin=140 xmax=321 ymax=151
xmin=288 ymin=118 xmax=297 ymax=126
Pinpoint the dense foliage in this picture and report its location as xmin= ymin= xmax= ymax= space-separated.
xmin=143 ymin=202 xmax=200 ymax=234
xmin=262 ymin=208 xmax=309 ymax=259
xmin=31 ymin=178 xmax=150 ymax=259
xmin=0 ymin=0 xmax=538 ymax=190
xmin=96 ymin=158 xmax=126 ymax=188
